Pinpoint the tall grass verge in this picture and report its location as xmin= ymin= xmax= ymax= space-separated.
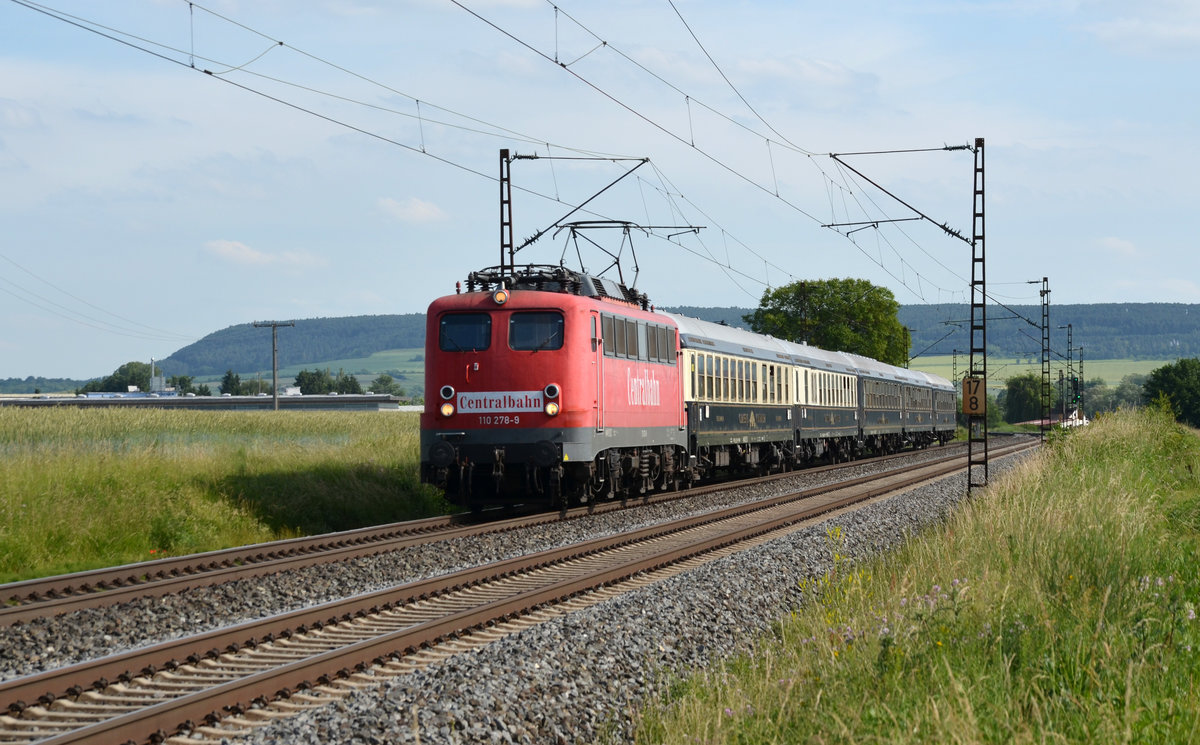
xmin=0 ymin=408 xmax=448 ymax=582
xmin=637 ymin=407 xmax=1200 ymax=744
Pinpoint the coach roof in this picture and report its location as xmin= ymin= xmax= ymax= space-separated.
xmin=662 ymin=313 xmax=859 ymax=376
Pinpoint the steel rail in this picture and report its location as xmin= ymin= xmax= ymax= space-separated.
xmin=0 ymin=442 xmax=973 ymax=627
xmin=1 ymin=439 xmax=1035 ymax=745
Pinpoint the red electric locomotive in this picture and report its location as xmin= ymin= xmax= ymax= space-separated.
xmin=420 ymin=265 xmax=687 ymax=508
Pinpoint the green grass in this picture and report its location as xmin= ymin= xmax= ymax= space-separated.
xmin=910 ymin=356 xmax=1170 ymax=396
xmin=0 ymin=408 xmax=449 ymax=583
xmin=636 ymin=407 xmax=1200 ymax=744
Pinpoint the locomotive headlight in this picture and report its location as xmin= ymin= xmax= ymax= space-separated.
xmin=543 ymin=383 xmax=560 ymax=399
xmin=492 ymin=288 xmax=509 ymax=305
xmin=544 ymin=401 xmax=560 ymax=417
xmin=439 ymin=402 xmax=455 ymax=417
xmin=440 ymin=385 xmax=455 ymax=400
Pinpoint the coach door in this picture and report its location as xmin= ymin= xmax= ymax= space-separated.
xmin=591 ymin=311 xmax=605 ymax=432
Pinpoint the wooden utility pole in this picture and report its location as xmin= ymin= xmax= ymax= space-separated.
xmin=253 ymin=320 xmax=294 ymax=410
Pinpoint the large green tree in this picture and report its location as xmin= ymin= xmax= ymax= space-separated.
xmin=743 ymin=278 xmax=908 ymax=366
xmin=1003 ymin=372 xmax=1043 ymax=424
xmin=219 ymin=370 xmax=242 ymax=395
xmin=78 ymin=361 xmax=152 ymax=393
xmin=1144 ymin=358 xmax=1200 ymax=427
xmin=294 ymin=368 xmax=363 ymax=395
xmin=370 ymin=373 xmax=405 ymax=397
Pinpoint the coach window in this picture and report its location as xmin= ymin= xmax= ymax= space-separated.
xmin=647 ymin=324 xmax=659 ymax=361
xmin=636 ymin=323 xmax=649 ymax=361
xmin=439 ymin=313 xmax=491 ymax=352
xmin=509 ymin=311 xmax=564 ymax=351
xmin=601 ymin=316 xmax=615 ymax=357
xmin=658 ymin=327 xmax=671 ymax=364
xmin=613 ymin=316 xmax=627 ymax=356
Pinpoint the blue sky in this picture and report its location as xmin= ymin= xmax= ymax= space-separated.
xmin=2 ymin=0 xmax=1197 ymax=379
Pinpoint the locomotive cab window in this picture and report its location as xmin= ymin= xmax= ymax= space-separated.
xmin=509 ymin=311 xmax=564 ymax=351
xmin=439 ymin=313 xmax=491 ymax=352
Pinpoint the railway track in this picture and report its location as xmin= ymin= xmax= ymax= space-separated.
xmin=0 ymin=443 xmax=973 ymax=627
xmin=0 ymin=439 xmax=1033 ymax=745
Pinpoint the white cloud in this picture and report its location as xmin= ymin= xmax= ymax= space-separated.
xmin=202 ymin=240 xmax=325 ymax=270
xmin=378 ymin=196 xmax=447 ymax=223
xmin=1114 ymin=276 xmax=1200 ymax=301
xmin=0 ymin=98 xmax=43 ymax=129
xmin=1099 ymin=236 xmax=1139 ymax=258
xmin=1083 ymin=1 xmax=1200 ymax=53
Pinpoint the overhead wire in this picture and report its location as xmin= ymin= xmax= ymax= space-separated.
xmin=16 ymin=0 xmax=776 ymax=288
xmin=12 ymin=0 xmax=1004 ymax=334
xmin=0 ymin=254 xmax=196 ymax=343
xmin=466 ymin=0 xmax=975 ymax=306
xmin=189 ymin=0 xmax=803 ymax=300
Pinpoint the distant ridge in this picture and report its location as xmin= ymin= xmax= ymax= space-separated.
xmin=666 ymin=303 xmax=1200 ymax=361
xmin=159 ymin=314 xmax=426 ymax=378
xmin=3 ymin=303 xmax=1196 ymax=394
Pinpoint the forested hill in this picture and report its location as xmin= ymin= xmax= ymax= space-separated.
xmin=665 ymin=303 xmax=1200 ymax=360
xmin=158 ymin=314 xmax=427 ymax=377
xmin=4 ymin=303 xmax=1195 ymax=393
xmin=160 ymin=303 xmax=1199 ymax=376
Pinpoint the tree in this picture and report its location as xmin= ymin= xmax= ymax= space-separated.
xmin=295 ymin=368 xmax=334 ymax=395
xmin=293 ymin=368 xmax=362 ymax=395
xmin=1143 ymin=358 xmax=1200 ymax=427
xmin=241 ymin=377 xmax=272 ymax=395
xmin=219 ymin=369 xmax=242 ymax=395
xmin=78 ymin=361 xmax=153 ymax=393
xmin=167 ymin=374 xmax=200 ymax=395
xmin=334 ymin=369 xmax=363 ymax=395
xmin=1081 ymin=378 xmax=1112 ymax=419
xmin=1003 ymin=373 xmax=1043 ymax=424
xmin=370 ymin=373 xmax=405 ymax=397
xmin=743 ymin=278 xmax=908 ymax=366
xmin=1113 ymin=374 xmax=1147 ymax=410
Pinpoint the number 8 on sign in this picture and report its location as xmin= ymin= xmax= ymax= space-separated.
xmin=961 ymin=376 xmax=985 ymax=415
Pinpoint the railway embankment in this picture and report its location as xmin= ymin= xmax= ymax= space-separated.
xmin=637 ymin=406 xmax=1200 ymax=744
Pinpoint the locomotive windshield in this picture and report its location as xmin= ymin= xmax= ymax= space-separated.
xmin=509 ymin=311 xmax=564 ymax=351
xmin=439 ymin=313 xmax=491 ymax=352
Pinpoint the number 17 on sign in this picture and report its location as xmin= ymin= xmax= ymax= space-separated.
xmin=962 ymin=376 xmax=985 ymax=415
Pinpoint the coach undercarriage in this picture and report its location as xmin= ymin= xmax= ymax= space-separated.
xmin=429 ymin=425 xmax=951 ymax=512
